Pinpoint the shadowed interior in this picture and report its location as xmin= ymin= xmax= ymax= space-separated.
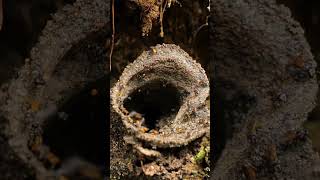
xmin=212 ymin=80 xmax=257 ymax=163
xmin=123 ymin=80 xmax=183 ymax=130
xmin=42 ymin=77 xmax=107 ymax=170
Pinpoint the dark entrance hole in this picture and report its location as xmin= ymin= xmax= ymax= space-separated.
xmin=123 ymin=80 xmax=182 ymax=130
xmin=212 ymin=80 xmax=256 ymax=164
xmin=42 ymin=77 xmax=107 ymax=170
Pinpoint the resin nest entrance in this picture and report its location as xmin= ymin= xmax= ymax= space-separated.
xmin=111 ymin=44 xmax=210 ymax=148
xmin=123 ymin=80 xmax=182 ymax=131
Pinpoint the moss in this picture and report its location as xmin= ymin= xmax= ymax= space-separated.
xmin=194 ymin=146 xmax=206 ymax=164
xmin=193 ymin=136 xmax=210 ymax=165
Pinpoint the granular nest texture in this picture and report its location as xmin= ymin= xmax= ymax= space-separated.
xmin=111 ymin=44 xmax=210 ymax=148
xmin=110 ymin=44 xmax=210 ymax=179
xmin=132 ymin=0 xmax=160 ymax=36
xmin=130 ymin=0 xmax=180 ymax=36
xmin=110 ymin=128 xmax=210 ymax=179
xmin=0 ymin=0 xmax=109 ymax=179
xmin=140 ymin=137 xmax=210 ymax=179
xmin=210 ymin=0 xmax=319 ymax=179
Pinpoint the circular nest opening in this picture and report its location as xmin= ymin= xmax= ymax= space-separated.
xmin=42 ymin=77 xmax=107 ymax=170
xmin=123 ymin=80 xmax=182 ymax=130
xmin=111 ymin=44 xmax=209 ymax=149
xmin=0 ymin=0 xmax=110 ymax=178
xmin=6 ymin=26 xmax=109 ymax=179
xmin=212 ymin=81 xmax=257 ymax=163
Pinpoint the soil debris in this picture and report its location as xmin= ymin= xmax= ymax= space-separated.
xmin=142 ymin=162 xmax=162 ymax=176
xmin=131 ymin=0 xmax=179 ymax=36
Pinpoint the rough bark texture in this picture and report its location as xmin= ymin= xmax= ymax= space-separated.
xmin=0 ymin=0 xmax=109 ymax=179
xmin=210 ymin=0 xmax=319 ymax=179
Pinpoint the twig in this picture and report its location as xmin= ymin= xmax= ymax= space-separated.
xmin=109 ymin=0 xmax=115 ymax=72
xmin=0 ymin=0 xmax=3 ymax=31
xmin=159 ymin=0 xmax=167 ymax=37
xmin=159 ymin=0 xmax=164 ymax=37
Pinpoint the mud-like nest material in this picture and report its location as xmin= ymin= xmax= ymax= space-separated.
xmin=210 ymin=0 xmax=319 ymax=179
xmin=111 ymin=44 xmax=209 ymax=148
xmin=0 ymin=0 xmax=109 ymax=179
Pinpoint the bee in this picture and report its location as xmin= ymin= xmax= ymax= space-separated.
xmin=151 ymin=47 xmax=157 ymax=54
xmin=139 ymin=127 xmax=149 ymax=133
xmin=55 ymin=156 xmax=102 ymax=179
xmin=129 ymin=111 xmax=145 ymax=127
xmin=117 ymin=90 xmax=123 ymax=97
xmin=120 ymin=106 xmax=129 ymax=115
xmin=312 ymin=160 xmax=320 ymax=177
xmin=283 ymin=130 xmax=307 ymax=146
xmin=167 ymin=0 xmax=172 ymax=8
xmin=167 ymin=0 xmax=181 ymax=8
xmin=90 ymin=89 xmax=98 ymax=96
xmin=293 ymin=54 xmax=305 ymax=68
xmin=46 ymin=152 xmax=61 ymax=168
xmin=29 ymin=136 xmax=43 ymax=153
xmin=265 ymin=143 xmax=277 ymax=163
xmin=30 ymin=100 xmax=41 ymax=112
xmin=176 ymin=127 xmax=185 ymax=134
xmin=284 ymin=130 xmax=297 ymax=145
xmin=58 ymin=176 xmax=69 ymax=180
xmin=28 ymin=136 xmax=61 ymax=168
xmin=149 ymin=129 xmax=159 ymax=135
xmin=127 ymin=161 xmax=134 ymax=172
xmin=243 ymin=164 xmax=257 ymax=180
xmin=129 ymin=111 xmax=143 ymax=120
xmin=247 ymin=120 xmax=257 ymax=135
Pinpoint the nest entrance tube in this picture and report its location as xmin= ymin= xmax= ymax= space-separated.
xmin=123 ymin=80 xmax=182 ymax=130
xmin=111 ymin=44 xmax=210 ymax=148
